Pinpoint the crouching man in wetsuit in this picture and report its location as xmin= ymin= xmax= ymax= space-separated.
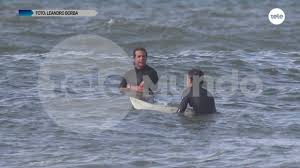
xmin=119 ymin=47 xmax=158 ymax=96
xmin=177 ymin=69 xmax=216 ymax=115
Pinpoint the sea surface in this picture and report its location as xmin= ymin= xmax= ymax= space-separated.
xmin=1 ymin=0 xmax=300 ymax=168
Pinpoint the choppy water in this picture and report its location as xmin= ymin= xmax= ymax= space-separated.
xmin=1 ymin=1 xmax=300 ymax=168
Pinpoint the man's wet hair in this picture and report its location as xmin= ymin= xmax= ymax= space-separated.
xmin=188 ymin=69 xmax=204 ymax=85
xmin=133 ymin=47 xmax=148 ymax=58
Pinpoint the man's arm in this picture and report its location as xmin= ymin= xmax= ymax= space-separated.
xmin=211 ymin=97 xmax=217 ymax=113
xmin=145 ymin=70 xmax=158 ymax=94
xmin=119 ymin=77 xmax=132 ymax=92
xmin=176 ymin=96 xmax=189 ymax=113
xmin=151 ymin=70 xmax=159 ymax=84
xmin=119 ymin=77 xmax=144 ymax=92
xmin=119 ymin=77 xmax=127 ymax=88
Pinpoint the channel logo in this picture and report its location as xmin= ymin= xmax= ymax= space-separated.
xmin=268 ymin=8 xmax=285 ymax=25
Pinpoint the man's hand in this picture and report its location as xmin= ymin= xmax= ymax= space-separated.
xmin=137 ymin=81 xmax=144 ymax=92
xmin=128 ymin=81 xmax=144 ymax=92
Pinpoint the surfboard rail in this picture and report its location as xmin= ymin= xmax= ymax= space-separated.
xmin=129 ymin=97 xmax=177 ymax=113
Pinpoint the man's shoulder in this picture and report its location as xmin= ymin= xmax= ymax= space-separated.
xmin=123 ymin=68 xmax=135 ymax=77
xmin=182 ymin=87 xmax=192 ymax=98
xmin=200 ymin=87 xmax=214 ymax=98
xmin=145 ymin=64 xmax=157 ymax=73
xmin=126 ymin=68 xmax=136 ymax=73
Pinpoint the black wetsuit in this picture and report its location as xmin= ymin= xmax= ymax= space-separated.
xmin=177 ymin=86 xmax=216 ymax=114
xmin=119 ymin=65 xmax=158 ymax=93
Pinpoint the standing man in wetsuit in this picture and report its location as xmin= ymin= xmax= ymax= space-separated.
xmin=177 ymin=69 xmax=216 ymax=114
xmin=119 ymin=48 xmax=158 ymax=95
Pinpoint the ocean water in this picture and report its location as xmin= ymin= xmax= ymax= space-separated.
xmin=1 ymin=0 xmax=300 ymax=168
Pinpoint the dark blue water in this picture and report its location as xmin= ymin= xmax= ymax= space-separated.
xmin=1 ymin=1 xmax=300 ymax=167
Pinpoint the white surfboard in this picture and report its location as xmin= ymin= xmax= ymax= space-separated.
xmin=129 ymin=97 xmax=178 ymax=113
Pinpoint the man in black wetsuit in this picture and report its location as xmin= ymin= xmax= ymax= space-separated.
xmin=119 ymin=48 xmax=158 ymax=94
xmin=177 ymin=69 xmax=216 ymax=114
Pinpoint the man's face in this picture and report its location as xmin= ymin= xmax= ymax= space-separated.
xmin=134 ymin=50 xmax=147 ymax=69
xmin=187 ymin=75 xmax=192 ymax=87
